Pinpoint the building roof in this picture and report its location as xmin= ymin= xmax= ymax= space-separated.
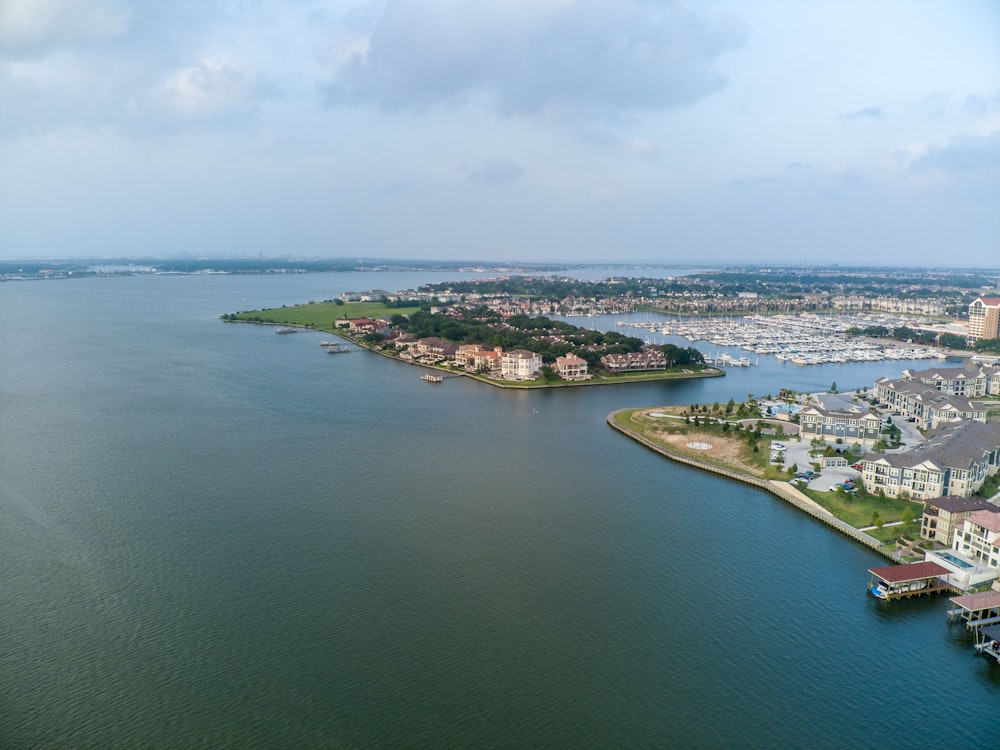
xmin=973 ymin=296 xmax=1000 ymax=307
xmin=966 ymin=509 xmax=1000 ymax=533
xmin=924 ymin=495 xmax=995 ymax=514
xmin=950 ymin=590 xmax=1000 ymax=613
xmin=980 ymin=624 xmax=1000 ymax=643
xmin=868 ymin=561 xmax=950 ymax=583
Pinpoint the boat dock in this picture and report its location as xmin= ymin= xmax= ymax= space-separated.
xmin=421 ymin=374 xmax=443 ymax=383
xmin=947 ymin=590 xmax=1000 ymax=629
xmin=867 ymin=561 xmax=960 ymax=601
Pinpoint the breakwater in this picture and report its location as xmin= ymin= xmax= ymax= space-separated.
xmin=607 ymin=409 xmax=893 ymax=560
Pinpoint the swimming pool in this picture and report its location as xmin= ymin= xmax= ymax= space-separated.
xmin=933 ymin=550 xmax=974 ymax=570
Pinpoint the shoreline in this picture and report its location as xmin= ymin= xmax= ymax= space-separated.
xmin=228 ymin=319 xmax=726 ymax=388
xmin=606 ymin=408 xmax=893 ymax=560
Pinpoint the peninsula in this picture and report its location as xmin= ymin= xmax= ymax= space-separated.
xmin=223 ymin=298 xmax=722 ymax=387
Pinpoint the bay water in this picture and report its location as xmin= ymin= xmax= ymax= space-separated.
xmin=2 ymin=272 xmax=998 ymax=748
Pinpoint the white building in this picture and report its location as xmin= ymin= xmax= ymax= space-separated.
xmin=501 ymin=349 xmax=542 ymax=380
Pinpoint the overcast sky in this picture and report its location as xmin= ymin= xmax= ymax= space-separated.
xmin=1 ymin=0 xmax=998 ymax=266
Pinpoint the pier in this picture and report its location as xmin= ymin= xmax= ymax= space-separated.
xmin=867 ymin=561 xmax=960 ymax=601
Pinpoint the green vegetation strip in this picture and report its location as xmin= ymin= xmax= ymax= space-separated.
xmin=227 ymin=301 xmax=419 ymax=328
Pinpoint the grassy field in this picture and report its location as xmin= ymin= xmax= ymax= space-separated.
xmin=230 ymin=301 xmax=419 ymax=328
xmin=799 ymin=487 xmax=919 ymax=528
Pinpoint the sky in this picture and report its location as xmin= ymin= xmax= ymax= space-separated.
xmin=1 ymin=0 xmax=998 ymax=266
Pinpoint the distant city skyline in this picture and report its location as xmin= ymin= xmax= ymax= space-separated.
xmin=1 ymin=1 xmax=998 ymax=265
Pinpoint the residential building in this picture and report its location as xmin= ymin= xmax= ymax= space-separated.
xmin=600 ymin=345 xmax=666 ymax=373
xmin=968 ymin=297 xmax=1000 ymax=344
xmin=953 ymin=510 xmax=1000 ymax=570
xmin=862 ymin=420 xmax=1000 ymax=500
xmin=555 ymin=353 xmax=589 ymax=381
xmin=872 ymin=377 xmax=986 ymax=429
xmin=798 ymin=405 xmax=881 ymax=446
xmin=920 ymin=495 xmax=997 ymax=545
xmin=501 ymin=349 xmax=542 ymax=380
xmin=900 ymin=363 xmax=1000 ymax=398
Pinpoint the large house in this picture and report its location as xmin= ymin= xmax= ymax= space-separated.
xmin=952 ymin=510 xmax=1000 ymax=570
xmin=501 ymin=349 xmax=542 ymax=380
xmin=920 ymin=495 xmax=998 ymax=545
xmin=554 ymin=353 xmax=589 ymax=381
xmin=967 ymin=296 xmax=1000 ymax=344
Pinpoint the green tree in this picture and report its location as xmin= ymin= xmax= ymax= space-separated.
xmin=830 ymin=381 xmax=838 ymax=393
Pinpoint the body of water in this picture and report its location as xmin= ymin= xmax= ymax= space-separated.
xmin=2 ymin=272 xmax=997 ymax=748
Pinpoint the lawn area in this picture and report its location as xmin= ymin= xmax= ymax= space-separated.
xmin=230 ymin=301 xmax=419 ymax=329
xmin=863 ymin=521 xmax=922 ymax=544
xmin=799 ymin=487 xmax=920 ymax=528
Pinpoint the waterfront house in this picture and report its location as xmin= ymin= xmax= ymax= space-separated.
xmin=600 ymin=345 xmax=667 ymax=373
xmin=501 ymin=350 xmax=542 ymax=380
xmin=920 ymin=495 xmax=998 ymax=545
xmin=952 ymin=510 xmax=1000 ymax=571
xmin=555 ymin=353 xmax=589 ymax=381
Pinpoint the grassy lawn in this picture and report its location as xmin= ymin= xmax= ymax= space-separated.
xmin=863 ymin=521 xmax=922 ymax=543
xmin=231 ymin=301 xmax=419 ymax=328
xmin=800 ymin=488 xmax=919 ymax=528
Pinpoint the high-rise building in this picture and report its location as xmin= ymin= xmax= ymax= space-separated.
xmin=967 ymin=297 xmax=1000 ymax=343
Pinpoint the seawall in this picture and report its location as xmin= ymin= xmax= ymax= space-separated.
xmin=607 ymin=409 xmax=895 ymax=560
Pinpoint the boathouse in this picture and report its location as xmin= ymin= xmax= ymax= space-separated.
xmin=948 ymin=590 xmax=1000 ymax=629
xmin=867 ymin=561 xmax=955 ymax=600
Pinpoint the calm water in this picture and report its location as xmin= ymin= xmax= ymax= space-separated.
xmin=2 ymin=273 xmax=998 ymax=748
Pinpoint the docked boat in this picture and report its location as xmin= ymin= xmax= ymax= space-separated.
xmin=326 ymin=344 xmax=351 ymax=354
xmin=870 ymin=580 xmax=928 ymax=600
xmin=275 ymin=327 xmax=298 ymax=334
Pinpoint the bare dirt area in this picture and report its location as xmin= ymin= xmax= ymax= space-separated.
xmin=637 ymin=407 xmax=761 ymax=474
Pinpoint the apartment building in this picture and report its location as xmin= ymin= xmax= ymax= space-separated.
xmin=967 ymin=297 xmax=1000 ymax=344
xmin=862 ymin=421 xmax=1000 ymax=500
xmin=900 ymin=363 xmax=1000 ymax=398
xmin=872 ymin=377 xmax=986 ymax=429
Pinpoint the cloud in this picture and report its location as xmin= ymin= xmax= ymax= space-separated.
xmin=322 ymin=0 xmax=745 ymax=118
xmin=842 ymin=105 xmax=884 ymax=120
xmin=461 ymin=159 xmax=523 ymax=185
xmin=160 ymin=57 xmax=278 ymax=120
xmin=910 ymin=129 xmax=1000 ymax=174
xmin=0 ymin=0 xmax=130 ymax=52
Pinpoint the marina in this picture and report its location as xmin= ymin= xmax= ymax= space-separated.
xmin=617 ymin=312 xmax=945 ymax=365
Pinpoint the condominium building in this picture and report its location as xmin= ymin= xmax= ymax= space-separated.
xmin=554 ymin=353 xmax=589 ymax=381
xmin=967 ymin=296 xmax=1000 ymax=344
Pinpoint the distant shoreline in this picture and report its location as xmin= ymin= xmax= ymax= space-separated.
xmin=226 ymin=319 xmax=725 ymax=388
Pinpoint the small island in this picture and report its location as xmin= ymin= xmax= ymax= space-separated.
xmin=222 ymin=298 xmax=723 ymax=387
